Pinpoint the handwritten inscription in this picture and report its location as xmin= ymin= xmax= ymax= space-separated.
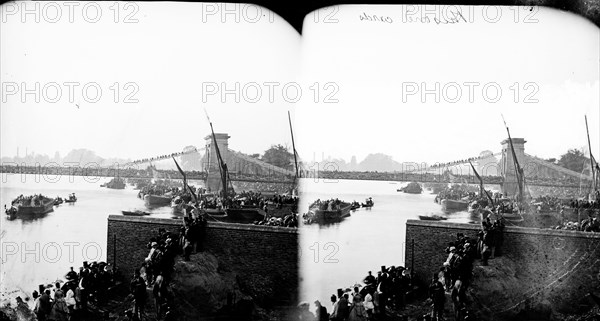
xmin=359 ymin=12 xmax=393 ymax=23
xmin=359 ymin=8 xmax=469 ymax=25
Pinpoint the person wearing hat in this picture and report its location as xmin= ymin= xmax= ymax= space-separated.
xmin=363 ymin=271 xmax=375 ymax=286
xmin=340 ymin=293 xmax=351 ymax=320
xmin=130 ymin=269 xmax=147 ymax=320
xmin=428 ymin=273 xmax=445 ymax=321
xmin=32 ymin=290 xmax=45 ymax=321
xmin=444 ymin=247 xmax=456 ymax=267
xmin=347 ymin=294 xmax=366 ymax=321
xmin=49 ymin=289 xmax=70 ymax=321
xmin=65 ymin=267 xmax=78 ymax=282
xmin=363 ymin=289 xmax=375 ymax=318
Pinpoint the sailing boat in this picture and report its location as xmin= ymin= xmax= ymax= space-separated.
xmin=143 ymin=164 xmax=173 ymax=207
xmin=500 ymin=116 xmax=529 ymax=219
xmin=204 ymin=111 xmax=265 ymax=223
xmin=289 ymin=111 xmax=299 ymax=196
xmin=171 ymin=156 xmax=196 ymax=215
xmin=584 ymin=115 xmax=599 ymax=201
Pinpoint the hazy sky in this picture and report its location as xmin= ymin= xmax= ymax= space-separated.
xmin=2 ymin=3 xmax=598 ymax=165
xmin=297 ymin=5 xmax=599 ymax=165
xmin=1 ymin=2 xmax=300 ymax=160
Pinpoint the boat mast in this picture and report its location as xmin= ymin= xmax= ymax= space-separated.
xmin=205 ymin=143 xmax=211 ymax=188
xmin=469 ymin=160 xmax=494 ymax=205
xmin=502 ymin=116 xmax=524 ymax=203
xmin=288 ymin=111 xmax=300 ymax=196
xmin=585 ymin=115 xmax=597 ymax=192
xmin=205 ymin=110 xmax=228 ymax=199
xmin=288 ymin=111 xmax=299 ymax=179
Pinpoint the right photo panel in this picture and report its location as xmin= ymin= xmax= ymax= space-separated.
xmin=295 ymin=5 xmax=600 ymax=321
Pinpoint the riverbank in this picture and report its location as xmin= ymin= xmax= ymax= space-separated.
xmin=406 ymin=219 xmax=600 ymax=321
xmin=0 ymin=250 xmax=296 ymax=321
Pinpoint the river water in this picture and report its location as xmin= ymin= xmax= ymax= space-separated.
xmin=298 ymin=178 xmax=497 ymax=307
xmin=1 ymin=174 xmax=495 ymax=310
xmin=0 ymin=173 xmax=199 ymax=306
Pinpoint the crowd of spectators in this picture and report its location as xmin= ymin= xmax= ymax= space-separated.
xmin=130 ymin=150 xmax=198 ymax=165
xmin=254 ymin=213 xmax=298 ymax=227
xmin=299 ymin=266 xmax=414 ymax=321
xmin=24 ymin=261 xmax=120 ymax=321
xmin=553 ymin=195 xmax=600 ymax=232
xmin=131 ymin=216 xmax=208 ymax=320
xmin=0 ymin=164 xmax=296 ymax=185
xmin=428 ymin=156 xmax=488 ymax=169
xmin=310 ymin=199 xmax=346 ymax=212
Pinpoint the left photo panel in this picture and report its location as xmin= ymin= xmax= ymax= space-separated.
xmin=0 ymin=2 xmax=301 ymax=320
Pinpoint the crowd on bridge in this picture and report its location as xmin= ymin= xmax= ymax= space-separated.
xmin=428 ymin=155 xmax=488 ymax=170
xmin=131 ymin=150 xmax=198 ymax=165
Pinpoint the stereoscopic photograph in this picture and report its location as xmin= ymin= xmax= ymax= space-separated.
xmin=1 ymin=2 xmax=599 ymax=321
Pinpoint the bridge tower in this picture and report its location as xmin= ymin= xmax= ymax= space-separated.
xmin=204 ymin=133 xmax=230 ymax=192
xmin=500 ymin=137 xmax=526 ymax=198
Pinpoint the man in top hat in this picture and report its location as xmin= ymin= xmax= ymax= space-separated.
xmin=364 ymin=271 xmax=376 ymax=286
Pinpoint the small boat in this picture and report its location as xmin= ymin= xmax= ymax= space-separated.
xmin=398 ymin=182 xmax=423 ymax=194
xmin=350 ymin=201 xmax=361 ymax=210
xmin=204 ymin=207 xmax=226 ymax=216
xmin=203 ymin=208 xmax=228 ymax=218
xmin=64 ymin=193 xmax=77 ymax=203
xmin=144 ymin=194 xmax=172 ymax=207
xmin=361 ymin=198 xmax=374 ymax=208
xmin=54 ymin=197 xmax=63 ymax=205
xmin=105 ymin=178 xmax=126 ymax=189
xmin=419 ymin=215 xmax=447 ymax=221
xmin=226 ymin=207 xmax=266 ymax=223
xmin=441 ymin=199 xmax=469 ymax=211
xmin=498 ymin=211 xmax=522 ymax=220
xmin=122 ymin=210 xmax=150 ymax=216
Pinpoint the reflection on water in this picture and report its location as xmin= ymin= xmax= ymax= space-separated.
xmin=0 ymin=174 xmax=199 ymax=306
xmin=298 ymin=179 xmax=496 ymax=306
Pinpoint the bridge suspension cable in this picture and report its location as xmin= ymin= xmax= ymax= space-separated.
xmin=126 ymin=147 xmax=205 ymax=166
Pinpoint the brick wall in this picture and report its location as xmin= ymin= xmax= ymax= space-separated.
xmin=405 ymin=220 xmax=600 ymax=315
xmin=107 ymin=215 xmax=298 ymax=304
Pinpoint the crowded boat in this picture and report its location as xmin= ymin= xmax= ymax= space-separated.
xmin=303 ymin=199 xmax=352 ymax=224
xmin=5 ymin=194 xmax=55 ymax=217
